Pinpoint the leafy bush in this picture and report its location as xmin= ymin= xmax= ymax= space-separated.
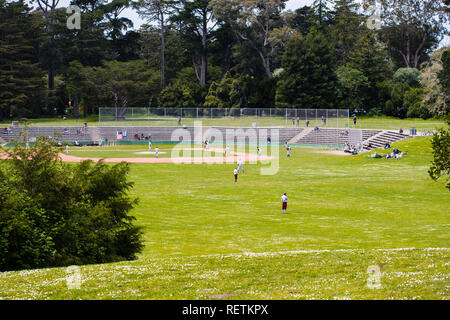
xmin=429 ymin=121 xmax=450 ymax=190
xmin=405 ymin=88 xmax=429 ymax=119
xmin=384 ymin=82 xmax=410 ymax=118
xmin=366 ymin=108 xmax=383 ymax=117
xmin=0 ymin=138 xmax=143 ymax=271
xmin=393 ymin=68 xmax=422 ymax=88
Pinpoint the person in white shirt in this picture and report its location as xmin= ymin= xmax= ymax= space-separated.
xmin=287 ymin=145 xmax=291 ymax=157
xmin=257 ymin=146 xmax=262 ymax=157
xmin=149 ymin=141 xmax=152 ymax=152
xmin=234 ymin=168 xmax=238 ymax=182
xmin=66 ymin=144 xmax=69 ymax=155
xmin=225 ymin=146 xmax=230 ymax=157
xmin=155 ymin=147 xmax=159 ymax=158
xmin=237 ymin=159 xmax=244 ymax=173
xmin=281 ymin=192 xmax=288 ymax=214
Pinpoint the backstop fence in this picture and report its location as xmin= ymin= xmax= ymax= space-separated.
xmin=99 ymin=108 xmax=350 ymax=128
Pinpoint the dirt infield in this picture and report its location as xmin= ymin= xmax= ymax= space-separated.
xmin=2 ymin=147 xmax=269 ymax=164
xmin=1 ymin=147 xmax=273 ymax=164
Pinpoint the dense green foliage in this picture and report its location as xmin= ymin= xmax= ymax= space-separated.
xmin=429 ymin=119 xmax=450 ymax=189
xmin=0 ymin=0 xmax=448 ymax=119
xmin=0 ymin=138 xmax=143 ymax=271
xmin=276 ymin=29 xmax=338 ymax=109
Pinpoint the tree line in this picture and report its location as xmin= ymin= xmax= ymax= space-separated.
xmin=0 ymin=0 xmax=449 ymax=121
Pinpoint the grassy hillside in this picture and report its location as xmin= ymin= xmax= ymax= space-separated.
xmin=0 ymin=137 xmax=448 ymax=299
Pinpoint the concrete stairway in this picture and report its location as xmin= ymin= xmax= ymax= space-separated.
xmin=289 ymin=128 xmax=312 ymax=144
xmin=363 ymin=130 xmax=411 ymax=151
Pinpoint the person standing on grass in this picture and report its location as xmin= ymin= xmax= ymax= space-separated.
xmin=155 ymin=147 xmax=159 ymax=158
xmin=281 ymin=193 xmax=288 ymax=214
xmin=234 ymin=167 xmax=238 ymax=182
xmin=149 ymin=140 xmax=152 ymax=152
xmin=287 ymin=145 xmax=291 ymax=157
xmin=353 ymin=115 xmax=357 ymax=126
xmin=257 ymin=146 xmax=262 ymax=157
xmin=237 ymin=159 xmax=244 ymax=174
xmin=66 ymin=144 xmax=69 ymax=155
xmin=226 ymin=146 xmax=231 ymax=157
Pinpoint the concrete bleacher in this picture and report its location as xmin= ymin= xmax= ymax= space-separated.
xmin=363 ymin=130 xmax=411 ymax=151
xmin=1 ymin=126 xmax=409 ymax=150
xmin=294 ymin=128 xmax=350 ymax=147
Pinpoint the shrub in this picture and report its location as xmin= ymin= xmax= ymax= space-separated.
xmin=0 ymin=138 xmax=143 ymax=271
xmin=405 ymin=88 xmax=429 ymax=119
xmin=393 ymin=68 xmax=422 ymax=88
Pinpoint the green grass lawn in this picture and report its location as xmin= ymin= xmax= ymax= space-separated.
xmin=0 ymin=137 xmax=448 ymax=299
xmin=1 ymin=115 xmax=447 ymax=131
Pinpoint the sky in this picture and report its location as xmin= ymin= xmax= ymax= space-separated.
xmin=35 ymin=0 xmax=449 ymax=48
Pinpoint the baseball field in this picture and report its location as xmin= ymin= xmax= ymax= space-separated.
xmin=0 ymin=135 xmax=448 ymax=300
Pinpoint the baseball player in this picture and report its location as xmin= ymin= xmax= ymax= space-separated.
xmin=281 ymin=192 xmax=288 ymax=214
xmin=237 ymin=159 xmax=244 ymax=174
xmin=226 ymin=146 xmax=231 ymax=157
xmin=234 ymin=167 xmax=238 ymax=182
xmin=155 ymin=147 xmax=159 ymax=158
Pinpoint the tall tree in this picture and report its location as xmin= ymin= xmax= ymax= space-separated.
xmin=275 ymin=28 xmax=338 ymax=109
xmin=211 ymin=0 xmax=289 ymax=79
xmin=32 ymin=0 xmax=61 ymax=111
xmin=285 ymin=6 xmax=314 ymax=36
xmin=171 ymin=0 xmax=218 ymax=87
xmin=348 ymin=29 xmax=391 ymax=110
xmin=134 ymin=0 xmax=175 ymax=88
xmin=438 ymin=48 xmax=450 ymax=105
xmin=0 ymin=0 xmax=46 ymax=120
xmin=331 ymin=0 xmax=365 ymax=65
xmin=374 ymin=0 xmax=448 ymax=68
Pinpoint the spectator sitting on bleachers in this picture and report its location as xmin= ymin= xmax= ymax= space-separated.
xmin=399 ymin=128 xmax=403 ymax=134
xmin=314 ymin=126 xmax=320 ymax=131
xmin=384 ymin=142 xmax=391 ymax=150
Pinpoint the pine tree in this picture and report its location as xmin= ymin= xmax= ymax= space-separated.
xmin=0 ymin=0 xmax=46 ymax=120
xmin=276 ymin=28 xmax=338 ymax=109
xmin=348 ymin=29 xmax=391 ymax=110
xmin=331 ymin=0 xmax=365 ymax=65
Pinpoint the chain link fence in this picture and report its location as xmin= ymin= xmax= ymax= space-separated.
xmin=99 ymin=108 xmax=350 ymax=128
